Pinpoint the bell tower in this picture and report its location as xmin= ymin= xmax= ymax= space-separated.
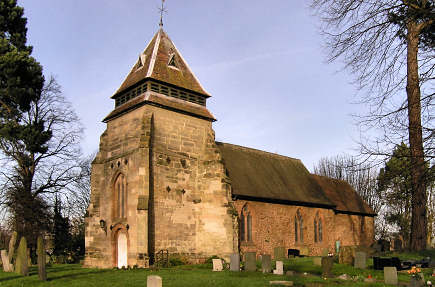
xmin=85 ymin=29 xmax=237 ymax=268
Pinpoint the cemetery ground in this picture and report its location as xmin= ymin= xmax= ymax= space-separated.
xmin=0 ymin=250 xmax=434 ymax=286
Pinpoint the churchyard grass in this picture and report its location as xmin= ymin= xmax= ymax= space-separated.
xmin=0 ymin=255 xmax=433 ymax=286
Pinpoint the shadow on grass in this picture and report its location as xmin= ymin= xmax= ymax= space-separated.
xmin=0 ymin=274 xmax=22 ymax=282
xmin=47 ymin=269 xmax=110 ymax=281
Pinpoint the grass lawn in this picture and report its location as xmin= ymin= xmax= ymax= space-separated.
xmin=0 ymin=252 xmax=434 ymax=287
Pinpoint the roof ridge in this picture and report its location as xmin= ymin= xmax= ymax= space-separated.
xmin=216 ymin=141 xmax=301 ymax=162
xmin=146 ymin=29 xmax=162 ymax=78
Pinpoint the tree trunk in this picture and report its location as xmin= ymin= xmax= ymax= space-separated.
xmin=407 ymin=21 xmax=427 ymax=251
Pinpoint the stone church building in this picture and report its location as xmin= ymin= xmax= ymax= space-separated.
xmin=84 ymin=29 xmax=375 ymax=268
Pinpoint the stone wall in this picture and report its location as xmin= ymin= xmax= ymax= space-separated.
xmin=233 ymin=200 xmax=374 ymax=258
xmin=151 ymin=106 xmax=236 ymax=262
xmin=85 ymin=103 xmax=237 ymax=267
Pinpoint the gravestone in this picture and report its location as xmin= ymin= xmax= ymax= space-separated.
xmin=335 ymin=240 xmax=340 ymax=253
xmin=321 ymin=256 xmax=334 ymax=278
xmin=274 ymin=247 xmax=286 ymax=260
xmin=313 ymin=257 xmax=322 ymax=266
xmin=321 ymin=249 xmax=329 ymax=257
xmin=1 ymin=250 xmax=12 ymax=272
xmin=299 ymin=246 xmax=309 ymax=257
xmin=384 ymin=266 xmax=398 ymax=285
xmin=15 ymin=237 xmax=28 ymax=276
xmin=245 ymin=252 xmax=257 ymax=272
xmin=37 ymin=236 xmax=46 ymax=281
xmin=393 ymin=238 xmax=403 ymax=251
xmin=287 ymin=249 xmax=299 ymax=258
xmin=147 ymin=275 xmax=162 ymax=287
xmin=338 ymin=246 xmax=355 ymax=265
xmin=262 ymin=254 xmax=271 ymax=273
xmin=273 ymin=260 xmax=283 ymax=275
xmin=8 ymin=231 xmax=17 ymax=267
xmin=230 ymin=253 xmax=240 ymax=271
xmin=212 ymin=259 xmax=223 ymax=271
xmin=354 ymin=252 xmax=366 ymax=269
xmin=373 ymin=257 xmax=401 ymax=270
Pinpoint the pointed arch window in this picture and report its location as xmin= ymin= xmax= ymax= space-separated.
xmin=240 ymin=206 xmax=252 ymax=242
xmin=114 ymin=174 xmax=127 ymax=219
xmin=295 ymin=210 xmax=303 ymax=243
xmin=314 ymin=213 xmax=322 ymax=243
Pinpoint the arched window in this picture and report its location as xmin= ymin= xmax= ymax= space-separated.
xmin=240 ymin=205 xmax=252 ymax=242
xmin=314 ymin=213 xmax=322 ymax=243
xmin=114 ymin=174 xmax=127 ymax=219
xmin=295 ymin=210 xmax=303 ymax=243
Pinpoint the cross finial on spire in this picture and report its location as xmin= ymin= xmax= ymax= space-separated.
xmin=159 ymin=0 xmax=167 ymax=28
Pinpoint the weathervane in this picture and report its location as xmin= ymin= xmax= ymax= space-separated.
xmin=159 ymin=0 xmax=167 ymax=28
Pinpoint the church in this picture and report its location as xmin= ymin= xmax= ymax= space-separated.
xmin=84 ymin=28 xmax=376 ymax=268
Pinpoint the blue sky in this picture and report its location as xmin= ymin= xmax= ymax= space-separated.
xmin=18 ymin=0 xmax=365 ymax=171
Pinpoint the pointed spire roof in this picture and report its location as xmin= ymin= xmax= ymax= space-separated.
xmin=113 ymin=29 xmax=210 ymax=98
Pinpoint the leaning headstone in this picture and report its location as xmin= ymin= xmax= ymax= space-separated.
xmin=313 ymin=257 xmax=322 ymax=266
xmin=299 ymin=246 xmax=309 ymax=257
xmin=262 ymin=254 xmax=271 ymax=273
xmin=321 ymin=256 xmax=334 ymax=278
xmin=273 ymin=260 xmax=284 ymax=275
xmin=245 ymin=252 xmax=257 ymax=272
xmin=274 ymin=247 xmax=286 ymax=260
xmin=384 ymin=266 xmax=398 ymax=285
xmin=15 ymin=237 xmax=29 ymax=276
xmin=230 ymin=253 xmax=240 ymax=271
xmin=354 ymin=252 xmax=367 ymax=269
xmin=212 ymin=258 xmax=223 ymax=271
xmin=8 ymin=231 xmax=17 ymax=265
xmin=1 ymin=250 xmax=12 ymax=272
xmin=37 ymin=236 xmax=47 ymax=281
xmin=147 ymin=275 xmax=162 ymax=287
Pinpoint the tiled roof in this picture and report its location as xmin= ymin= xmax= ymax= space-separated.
xmin=216 ymin=142 xmax=335 ymax=207
xmin=311 ymin=174 xmax=376 ymax=216
xmin=114 ymin=29 xmax=209 ymax=98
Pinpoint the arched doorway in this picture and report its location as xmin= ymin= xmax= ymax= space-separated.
xmin=117 ymin=232 xmax=127 ymax=268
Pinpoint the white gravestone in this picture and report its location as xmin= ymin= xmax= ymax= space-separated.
xmin=384 ymin=267 xmax=398 ymax=285
xmin=147 ymin=275 xmax=162 ymax=287
xmin=273 ymin=261 xmax=284 ymax=275
xmin=212 ymin=259 xmax=223 ymax=271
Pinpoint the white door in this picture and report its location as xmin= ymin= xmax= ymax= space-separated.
xmin=117 ymin=233 xmax=127 ymax=268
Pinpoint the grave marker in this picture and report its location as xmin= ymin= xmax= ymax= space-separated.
xmin=37 ymin=236 xmax=46 ymax=281
xmin=212 ymin=259 xmax=223 ymax=271
xmin=313 ymin=257 xmax=322 ymax=266
xmin=1 ymin=250 xmax=12 ymax=272
xmin=384 ymin=266 xmax=398 ymax=285
xmin=147 ymin=275 xmax=162 ymax=287
xmin=299 ymin=246 xmax=309 ymax=257
xmin=321 ymin=256 xmax=334 ymax=278
xmin=273 ymin=261 xmax=283 ymax=275
xmin=245 ymin=252 xmax=257 ymax=272
xmin=230 ymin=253 xmax=240 ymax=271
xmin=15 ymin=237 xmax=28 ymax=276
xmin=262 ymin=254 xmax=271 ymax=273
xmin=354 ymin=252 xmax=366 ymax=269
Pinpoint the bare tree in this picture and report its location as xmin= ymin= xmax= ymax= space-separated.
xmin=313 ymin=155 xmax=382 ymax=213
xmin=311 ymin=0 xmax=434 ymax=250
xmin=0 ymin=77 xmax=82 ymax=247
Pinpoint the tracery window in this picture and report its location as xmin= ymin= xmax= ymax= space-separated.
xmin=114 ymin=174 xmax=127 ymax=219
xmin=314 ymin=213 xmax=322 ymax=243
xmin=240 ymin=205 xmax=252 ymax=242
xmin=295 ymin=210 xmax=303 ymax=243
